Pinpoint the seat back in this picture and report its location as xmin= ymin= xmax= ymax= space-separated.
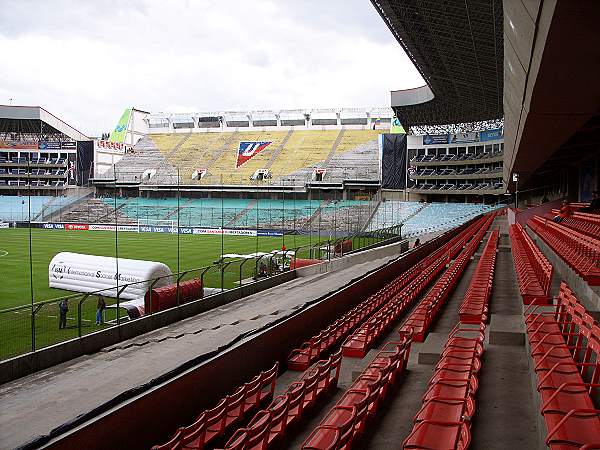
xmin=179 ymin=412 xmax=206 ymax=448
xmin=260 ymin=362 xmax=279 ymax=400
xmin=245 ymin=410 xmax=271 ymax=449
xmin=268 ymin=394 xmax=290 ymax=434
xmin=206 ymin=398 xmax=227 ymax=434
xmin=226 ymin=386 xmax=247 ymax=418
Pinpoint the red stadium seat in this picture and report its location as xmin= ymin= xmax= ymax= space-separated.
xmin=523 ymin=282 xmax=600 ymax=448
xmin=152 ymin=363 xmax=279 ymax=450
xmin=403 ymin=420 xmax=471 ymax=449
xmin=528 ymin=216 xmax=600 ymax=286
xmin=509 ymin=223 xmax=553 ymax=304
xmin=302 ymin=334 xmax=413 ymax=450
xmin=458 ymin=230 xmax=499 ymax=324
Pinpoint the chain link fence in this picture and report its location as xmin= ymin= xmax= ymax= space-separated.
xmin=0 ymin=171 xmax=407 ymax=361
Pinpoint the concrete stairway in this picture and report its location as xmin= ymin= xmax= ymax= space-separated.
xmin=264 ymin=129 xmax=294 ymax=170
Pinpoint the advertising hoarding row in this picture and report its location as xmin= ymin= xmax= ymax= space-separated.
xmin=0 ymin=140 xmax=77 ymax=151
xmin=37 ymin=222 xmax=284 ymax=236
xmin=422 ymin=128 xmax=503 ymax=145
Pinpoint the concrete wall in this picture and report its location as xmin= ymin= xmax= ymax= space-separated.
xmin=295 ymin=238 xmax=408 ymax=277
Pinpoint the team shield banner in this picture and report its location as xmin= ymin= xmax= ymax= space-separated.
xmin=236 ymin=141 xmax=271 ymax=168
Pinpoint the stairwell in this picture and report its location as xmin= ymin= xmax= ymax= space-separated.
xmin=58 ymin=198 xmax=135 ymax=224
xmin=32 ymin=197 xmax=56 ymax=221
xmin=225 ymin=199 xmax=258 ymax=228
xmin=405 ymin=203 xmax=428 ymax=222
xmin=164 ymin=198 xmax=193 ymax=220
xmin=361 ymin=199 xmax=382 ymax=231
xmin=204 ymin=131 xmax=240 ymax=180
xmin=165 ymin=132 xmax=193 ymax=159
xmin=322 ymin=128 xmax=346 ymax=168
xmin=39 ymin=189 xmax=94 ymax=222
xmin=264 ymin=129 xmax=294 ymax=170
xmin=96 ymin=199 xmax=130 ymax=223
xmin=304 ymin=199 xmax=332 ymax=229
xmin=151 ymin=133 xmax=193 ymax=184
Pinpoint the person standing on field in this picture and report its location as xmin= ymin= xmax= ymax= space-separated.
xmin=96 ymin=295 xmax=106 ymax=325
xmin=58 ymin=299 xmax=69 ymax=329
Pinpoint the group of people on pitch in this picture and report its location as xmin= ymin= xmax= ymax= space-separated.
xmin=57 ymin=295 xmax=106 ymax=330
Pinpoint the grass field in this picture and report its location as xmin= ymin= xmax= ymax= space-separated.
xmin=0 ymin=227 xmax=348 ymax=359
xmin=0 ymin=228 xmax=329 ymax=308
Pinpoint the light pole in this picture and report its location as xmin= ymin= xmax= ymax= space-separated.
xmin=512 ymin=172 xmax=519 ymax=208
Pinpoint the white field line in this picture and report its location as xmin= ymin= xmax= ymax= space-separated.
xmin=8 ymin=309 xmax=93 ymax=323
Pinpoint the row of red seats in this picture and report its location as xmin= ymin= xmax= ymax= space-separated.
xmin=400 ymin=221 xmax=489 ymax=342
xmin=547 ymin=210 xmax=600 ymax=240
xmin=290 ymin=213 xmax=494 ymax=367
xmin=403 ymin=226 xmax=500 ymax=449
xmin=301 ymin=333 xmax=413 ymax=449
xmin=403 ymin=323 xmax=486 ymax=449
xmin=418 ymin=215 xmax=488 ymax=269
xmin=458 ymin=230 xmax=499 ymax=324
xmin=152 ymin=363 xmax=279 ymax=450
xmin=341 ymin=215 xmax=495 ymax=358
xmin=217 ymin=351 xmax=343 ymax=449
xmin=528 ymin=216 xmax=600 ymax=286
xmin=509 ymin=223 xmax=553 ymax=304
xmin=287 ymin=264 xmax=422 ymax=371
xmin=524 ymin=282 xmax=600 ymax=448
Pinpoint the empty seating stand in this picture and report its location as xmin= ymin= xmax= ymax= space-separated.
xmin=402 ymin=324 xmax=485 ymax=449
xmin=528 ymin=215 xmax=600 ymax=285
xmin=400 ymin=217 xmax=492 ymax=342
xmin=219 ymin=351 xmax=343 ymax=449
xmin=152 ymin=363 xmax=279 ymax=450
xmin=301 ymin=334 xmax=412 ymax=450
xmin=403 ymin=227 xmax=498 ymax=449
xmin=287 ymin=265 xmax=421 ymax=370
xmin=509 ymin=223 xmax=553 ymax=304
xmin=524 ymin=282 xmax=600 ymax=448
xmin=557 ymin=212 xmax=600 ymax=240
xmin=458 ymin=230 xmax=499 ymax=324
xmin=342 ymin=213 xmax=496 ymax=358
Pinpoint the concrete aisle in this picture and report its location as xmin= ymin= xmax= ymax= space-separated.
xmin=360 ymin=228 xmax=486 ymax=449
xmin=469 ymin=217 xmax=541 ymax=449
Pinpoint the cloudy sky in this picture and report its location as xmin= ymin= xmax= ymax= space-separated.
xmin=0 ymin=0 xmax=423 ymax=136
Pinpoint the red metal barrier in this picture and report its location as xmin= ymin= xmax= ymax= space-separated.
xmin=144 ymin=279 xmax=203 ymax=313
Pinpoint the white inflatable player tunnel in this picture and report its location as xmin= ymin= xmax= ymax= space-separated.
xmin=49 ymin=252 xmax=173 ymax=300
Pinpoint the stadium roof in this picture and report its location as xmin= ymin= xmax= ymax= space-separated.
xmin=371 ymin=0 xmax=504 ymax=129
xmin=0 ymin=105 xmax=89 ymax=141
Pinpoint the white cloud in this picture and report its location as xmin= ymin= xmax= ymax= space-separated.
xmin=0 ymin=0 xmax=423 ymax=136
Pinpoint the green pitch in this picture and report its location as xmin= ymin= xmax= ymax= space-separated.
xmin=0 ymin=227 xmax=324 ymax=309
xmin=0 ymin=227 xmax=340 ymax=359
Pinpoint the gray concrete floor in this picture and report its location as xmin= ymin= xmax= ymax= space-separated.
xmin=469 ymin=217 xmax=541 ymax=450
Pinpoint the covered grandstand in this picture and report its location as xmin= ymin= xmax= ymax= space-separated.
xmin=0 ymin=105 xmax=94 ymax=193
xmin=3 ymin=2 xmax=600 ymax=450
xmin=92 ymin=107 xmax=392 ymax=199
